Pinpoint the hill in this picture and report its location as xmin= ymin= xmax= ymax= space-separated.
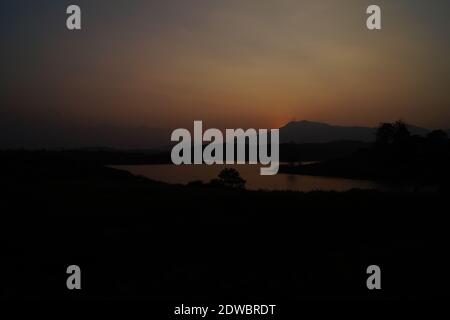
xmin=280 ymin=120 xmax=430 ymax=143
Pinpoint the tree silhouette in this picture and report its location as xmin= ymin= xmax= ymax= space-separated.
xmin=376 ymin=123 xmax=395 ymax=145
xmin=427 ymin=129 xmax=448 ymax=142
xmin=376 ymin=121 xmax=411 ymax=146
xmin=392 ymin=120 xmax=410 ymax=144
xmin=213 ymin=168 xmax=246 ymax=189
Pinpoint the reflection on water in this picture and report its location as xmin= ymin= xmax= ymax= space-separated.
xmin=111 ymin=164 xmax=412 ymax=192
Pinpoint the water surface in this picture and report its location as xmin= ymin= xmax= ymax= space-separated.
xmin=112 ymin=164 xmax=404 ymax=192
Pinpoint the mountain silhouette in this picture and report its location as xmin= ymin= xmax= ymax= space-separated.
xmin=0 ymin=116 xmax=436 ymax=149
xmin=0 ymin=119 xmax=171 ymax=150
xmin=280 ymin=120 xmax=430 ymax=143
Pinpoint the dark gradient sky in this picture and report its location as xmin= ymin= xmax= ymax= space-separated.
xmin=1 ymin=0 xmax=450 ymax=148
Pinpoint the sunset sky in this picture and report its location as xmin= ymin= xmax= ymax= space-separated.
xmin=1 ymin=0 xmax=450 ymax=146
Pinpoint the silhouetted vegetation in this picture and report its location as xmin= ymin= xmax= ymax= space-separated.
xmin=281 ymin=121 xmax=450 ymax=191
xmin=375 ymin=120 xmax=410 ymax=146
xmin=210 ymin=168 xmax=246 ymax=189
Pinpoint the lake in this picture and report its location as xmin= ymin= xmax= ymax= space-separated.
xmin=111 ymin=164 xmax=412 ymax=192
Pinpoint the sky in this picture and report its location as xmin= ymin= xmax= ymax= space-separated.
xmin=1 ymin=0 xmax=450 ymax=148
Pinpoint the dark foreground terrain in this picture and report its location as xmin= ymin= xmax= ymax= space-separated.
xmin=0 ymin=151 xmax=447 ymax=303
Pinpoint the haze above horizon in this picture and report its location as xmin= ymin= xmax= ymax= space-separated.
xmin=1 ymin=0 xmax=450 ymax=147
